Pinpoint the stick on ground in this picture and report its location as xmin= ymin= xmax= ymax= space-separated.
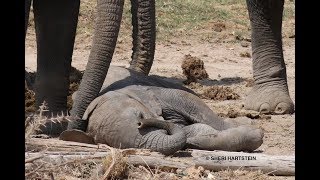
xmin=25 ymin=138 xmax=295 ymax=176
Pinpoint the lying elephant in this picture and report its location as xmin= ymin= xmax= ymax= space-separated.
xmin=60 ymin=66 xmax=264 ymax=155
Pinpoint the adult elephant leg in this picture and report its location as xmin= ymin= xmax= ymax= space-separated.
xmin=129 ymin=0 xmax=156 ymax=75
xmin=25 ymin=0 xmax=31 ymax=38
xmin=25 ymin=0 xmax=32 ymax=89
xmin=245 ymin=0 xmax=294 ymax=114
xmin=33 ymin=0 xmax=80 ymax=135
xmin=69 ymin=0 xmax=125 ymax=130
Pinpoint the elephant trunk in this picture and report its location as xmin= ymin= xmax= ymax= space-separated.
xmin=139 ymin=118 xmax=186 ymax=155
xmin=69 ymin=0 xmax=125 ymax=129
xmin=129 ymin=0 xmax=156 ymax=75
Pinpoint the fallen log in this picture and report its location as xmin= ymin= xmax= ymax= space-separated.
xmin=25 ymin=138 xmax=110 ymax=152
xmin=25 ymin=151 xmax=192 ymax=171
xmin=25 ymin=138 xmax=294 ymax=176
xmin=191 ymin=150 xmax=295 ymax=176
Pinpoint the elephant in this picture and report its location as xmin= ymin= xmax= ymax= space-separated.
xmin=25 ymin=0 xmax=156 ymax=135
xmin=60 ymin=66 xmax=264 ymax=155
xmin=68 ymin=0 xmax=294 ymax=132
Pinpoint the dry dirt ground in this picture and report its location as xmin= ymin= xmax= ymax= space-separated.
xmin=25 ymin=1 xmax=295 ymax=179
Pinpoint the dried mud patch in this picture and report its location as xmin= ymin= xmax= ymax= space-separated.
xmin=181 ymin=54 xmax=208 ymax=85
xmin=25 ymin=87 xmax=36 ymax=113
xmin=202 ymin=86 xmax=240 ymax=100
xmin=217 ymin=108 xmax=272 ymax=120
xmin=67 ymin=83 xmax=80 ymax=111
xmin=212 ymin=22 xmax=226 ymax=32
xmin=239 ymin=51 xmax=251 ymax=58
xmin=187 ymin=82 xmax=240 ymax=101
xmin=69 ymin=66 xmax=83 ymax=84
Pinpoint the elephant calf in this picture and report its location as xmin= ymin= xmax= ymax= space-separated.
xmin=61 ymin=66 xmax=264 ymax=155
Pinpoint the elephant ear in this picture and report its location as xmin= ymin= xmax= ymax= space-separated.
xmin=116 ymin=85 xmax=162 ymax=117
xmin=82 ymin=90 xmax=125 ymax=120
xmin=82 ymin=93 xmax=110 ymax=120
xmin=59 ymin=129 xmax=95 ymax=144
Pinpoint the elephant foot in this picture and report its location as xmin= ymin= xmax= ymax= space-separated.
xmin=245 ymin=83 xmax=294 ymax=114
xmin=187 ymin=125 xmax=264 ymax=152
xmin=224 ymin=125 xmax=264 ymax=152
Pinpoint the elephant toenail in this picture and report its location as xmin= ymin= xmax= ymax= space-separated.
xmin=275 ymin=102 xmax=293 ymax=114
xmin=259 ymin=103 xmax=270 ymax=114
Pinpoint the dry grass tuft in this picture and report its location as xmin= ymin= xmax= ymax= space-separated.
xmin=25 ymin=102 xmax=50 ymax=140
xmin=213 ymin=169 xmax=269 ymax=180
xmin=25 ymin=156 xmax=98 ymax=179
xmin=101 ymin=148 xmax=128 ymax=179
xmin=25 ymin=102 xmax=72 ymax=140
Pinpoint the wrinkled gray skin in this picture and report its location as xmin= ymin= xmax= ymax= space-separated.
xmin=60 ymin=66 xmax=264 ymax=155
xmin=25 ymin=0 xmax=155 ymax=135
xmin=243 ymin=0 xmax=294 ymax=115
xmin=26 ymin=0 xmax=294 ymax=135
xmin=68 ymin=0 xmax=294 ymax=133
xmin=68 ymin=0 xmax=156 ymax=132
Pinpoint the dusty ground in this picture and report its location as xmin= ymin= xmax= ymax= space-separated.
xmin=25 ymin=0 xmax=295 ymax=179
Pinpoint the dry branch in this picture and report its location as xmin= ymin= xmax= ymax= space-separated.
xmin=191 ymin=150 xmax=295 ymax=176
xmin=25 ymin=154 xmax=44 ymax=163
xmin=25 ymin=138 xmax=110 ymax=152
xmin=127 ymin=155 xmax=192 ymax=170
xmin=25 ymin=138 xmax=294 ymax=176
